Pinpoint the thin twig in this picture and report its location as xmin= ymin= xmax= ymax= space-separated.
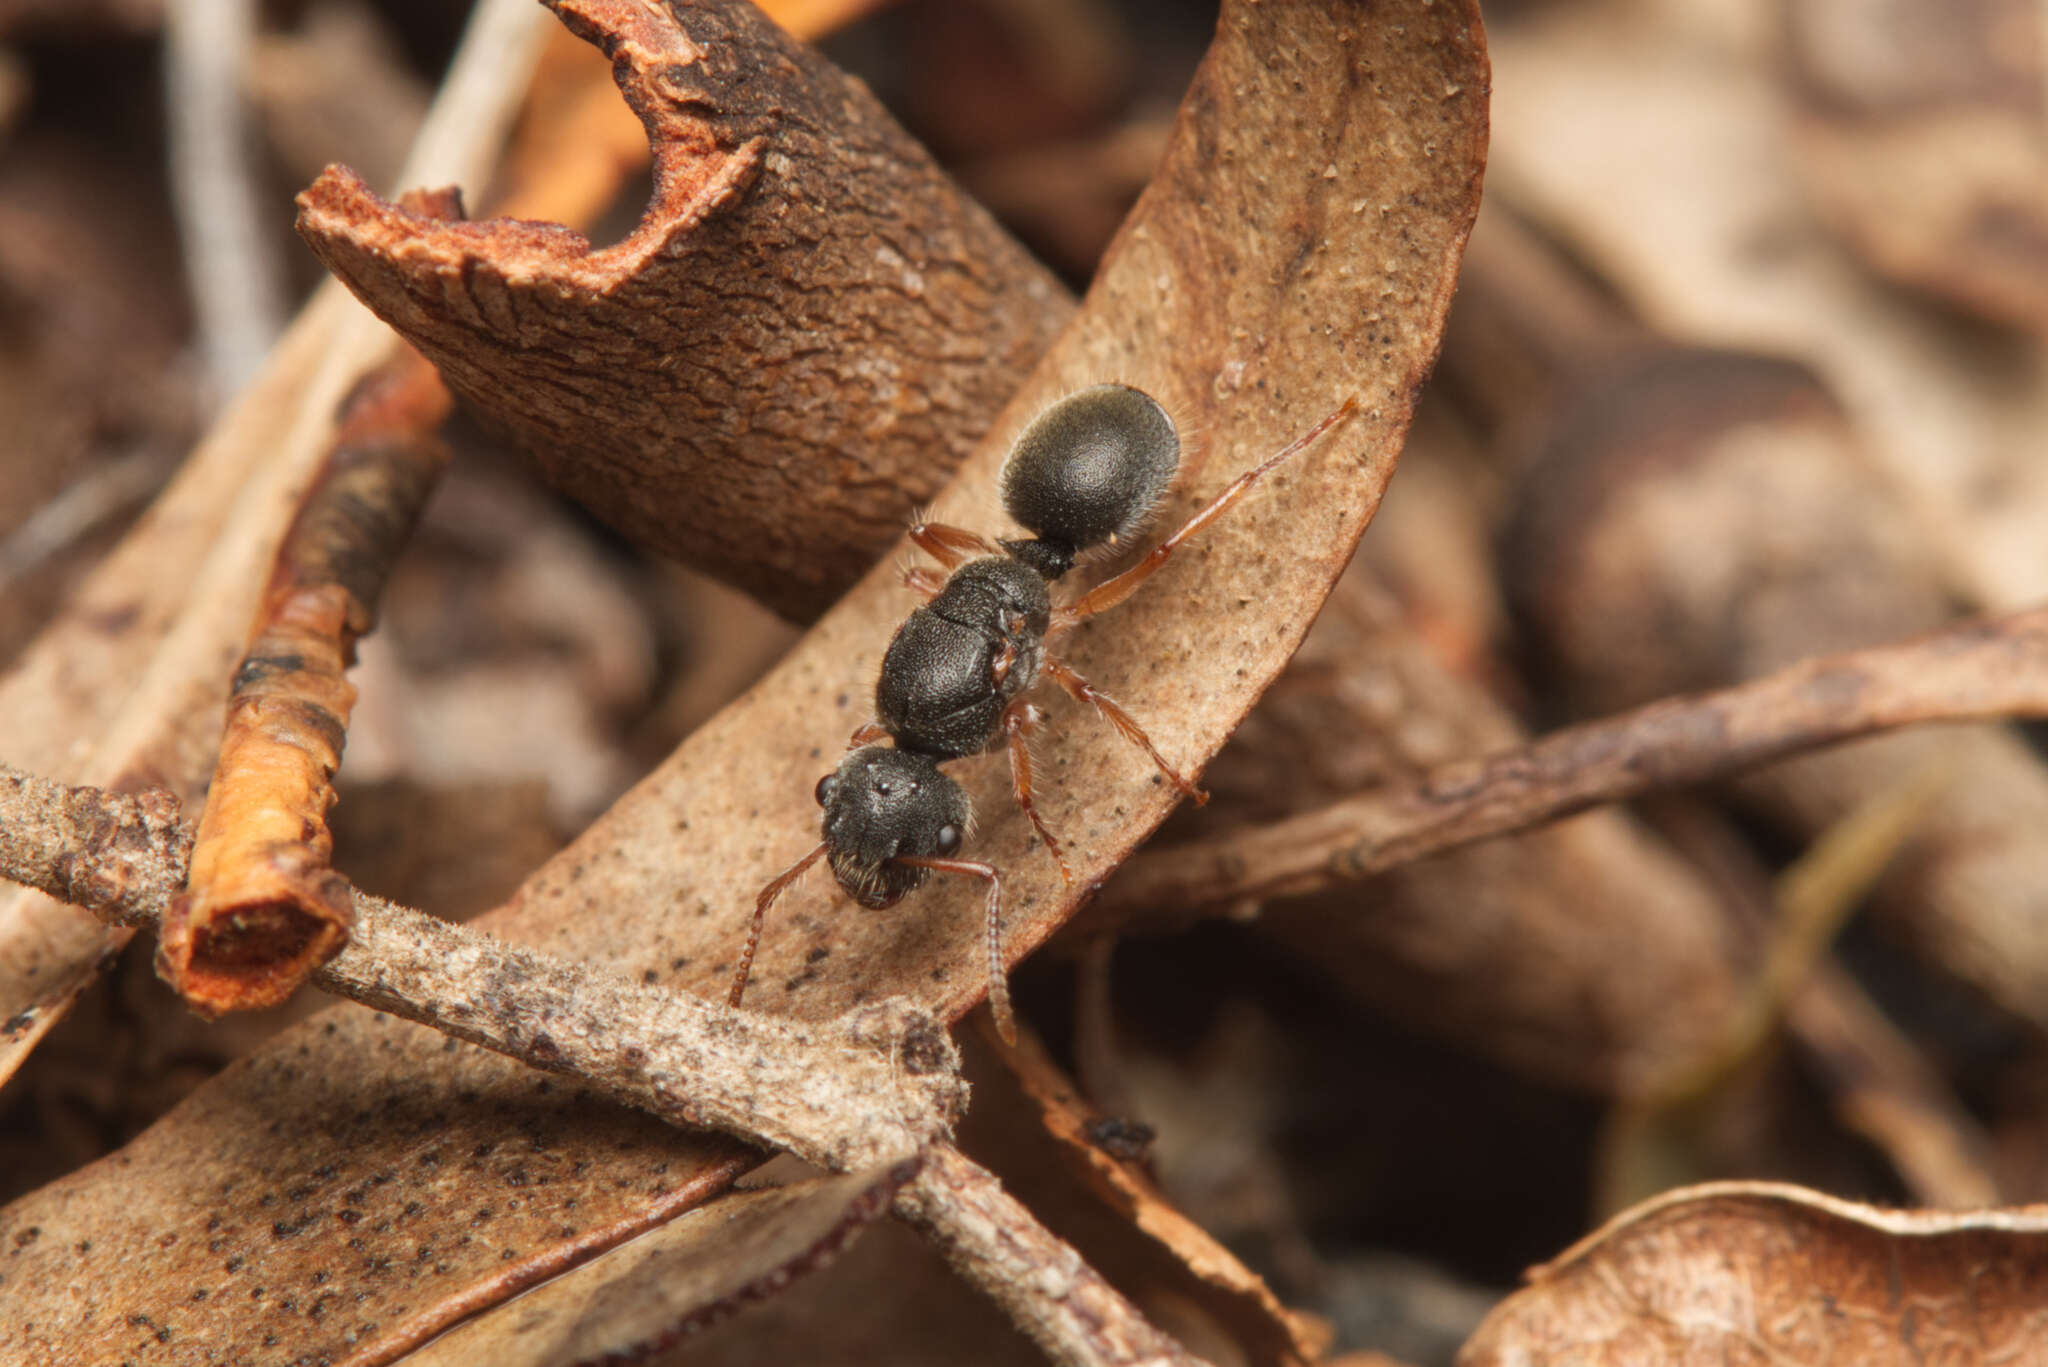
xmin=165 ymin=0 xmax=288 ymax=404
xmin=1082 ymin=607 xmax=2048 ymax=932
xmin=0 ymin=764 xmax=958 ymax=1172
xmin=0 ymin=765 xmax=1206 ymax=1367
xmin=894 ymin=1145 xmax=1204 ymax=1367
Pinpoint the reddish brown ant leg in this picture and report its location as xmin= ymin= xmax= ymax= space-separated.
xmin=1044 ymin=658 xmax=1207 ymax=805
xmin=895 ymin=854 xmax=1013 ymax=1044
xmin=732 ymin=841 xmax=827 ymax=1008
xmin=901 ymin=565 xmax=947 ymax=600
xmin=1052 ymin=395 xmax=1361 ymax=630
xmin=847 ymin=720 xmax=888 ymax=749
xmin=909 ymin=520 xmax=1003 ymax=571
xmin=1000 ymin=699 xmax=1071 ymax=884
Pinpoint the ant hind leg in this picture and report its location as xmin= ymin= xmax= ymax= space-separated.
xmin=1045 ymin=658 xmax=1207 ymax=805
xmin=1052 ymin=395 xmax=1360 ymax=629
xmin=1001 ymin=699 xmax=1071 ymax=884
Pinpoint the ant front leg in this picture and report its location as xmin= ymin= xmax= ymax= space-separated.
xmin=1044 ymin=658 xmax=1208 ymax=805
xmin=1053 ymin=395 xmax=1361 ymax=630
xmin=847 ymin=720 xmax=889 ymax=749
xmin=909 ymin=520 xmax=1003 ymax=571
xmin=895 ymin=854 xmax=1014 ymax=1044
xmin=731 ymin=841 xmax=827 ymax=1009
xmin=1000 ymin=699 xmax=1071 ymax=885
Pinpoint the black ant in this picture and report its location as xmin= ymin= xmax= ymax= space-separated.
xmin=731 ymin=384 xmax=1359 ymax=1041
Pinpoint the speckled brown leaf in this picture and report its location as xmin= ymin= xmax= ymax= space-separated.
xmin=399 ymin=1163 xmax=916 ymax=1367
xmin=0 ymin=1 xmax=1485 ymax=1362
xmin=1459 ymin=1181 xmax=2048 ymax=1366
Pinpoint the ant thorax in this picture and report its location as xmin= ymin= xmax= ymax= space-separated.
xmin=875 ymin=557 xmax=1051 ymax=761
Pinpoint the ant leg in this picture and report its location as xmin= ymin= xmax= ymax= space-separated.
xmin=901 ymin=564 xmax=947 ymax=600
xmin=1001 ymin=699 xmax=1071 ymax=884
xmin=847 ymin=720 xmax=889 ymax=748
xmin=896 ymin=855 xmax=1014 ymax=1045
xmin=731 ymin=841 xmax=827 ymax=1008
xmin=910 ymin=520 xmax=1003 ymax=570
xmin=1053 ymin=395 xmax=1360 ymax=629
xmin=1045 ymin=658 xmax=1208 ymax=805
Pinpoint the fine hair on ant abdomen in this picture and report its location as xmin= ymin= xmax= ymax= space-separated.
xmin=732 ymin=383 xmax=1359 ymax=1042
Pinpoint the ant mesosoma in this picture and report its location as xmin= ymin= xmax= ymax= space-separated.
xmin=731 ymin=384 xmax=1359 ymax=1041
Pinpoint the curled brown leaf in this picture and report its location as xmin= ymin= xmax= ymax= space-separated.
xmin=1460 ymin=1181 xmax=2048 ymax=1366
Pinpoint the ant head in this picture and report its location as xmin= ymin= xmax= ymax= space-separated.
xmin=815 ymin=745 xmax=970 ymax=909
xmin=1000 ymin=384 xmax=1180 ymax=558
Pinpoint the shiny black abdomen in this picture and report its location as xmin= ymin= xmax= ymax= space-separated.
xmin=876 ymin=557 xmax=1050 ymax=759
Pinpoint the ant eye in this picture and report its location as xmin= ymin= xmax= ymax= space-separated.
xmin=934 ymin=824 xmax=962 ymax=856
xmin=814 ymin=774 xmax=838 ymax=807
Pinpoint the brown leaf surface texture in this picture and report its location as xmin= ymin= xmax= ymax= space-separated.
xmin=400 ymin=1162 xmax=917 ymax=1367
xmin=0 ymin=0 xmax=1486 ymax=1362
xmin=1459 ymin=1181 xmax=2048 ymax=1366
xmin=297 ymin=0 xmax=1072 ymax=622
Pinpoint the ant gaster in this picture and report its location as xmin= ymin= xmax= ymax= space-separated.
xmin=732 ymin=384 xmax=1359 ymax=1041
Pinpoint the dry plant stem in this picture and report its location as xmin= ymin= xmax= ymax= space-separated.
xmin=165 ymin=0 xmax=287 ymax=401
xmin=298 ymin=0 xmax=1073 ymax=620
xmin=1089 ymin=608 xmax=2048 ymax=927
xmin=0 ymin=765 xmax=960 ymax=1172
xmin=160 ymin=344 xmax=453 ymax=1015
xmin=894 ymin=1145 xmax=1205 ymax=1367
xmin=0 ymin=764 xmax=1199 ymax=1366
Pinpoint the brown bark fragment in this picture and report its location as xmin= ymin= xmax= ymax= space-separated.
xmin=0 ymin=1 xmax=1488 ymax=1360
xmin=297 ymin=0 xmax=1074 ymax=621
xmin=1460 ymin=1181 xmax=2048 ymax=1366
xmin=160 ymin=344 xmax=453 ymax=1016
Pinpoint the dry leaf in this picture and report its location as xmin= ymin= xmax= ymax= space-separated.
xmin=1459 ymin=1181 xmax=2048 ymax=1365
xmin=400 ymin=1162 xmax=916 ymax=1366
xmin=0 ymin=0 xmax=1487 ymax=1360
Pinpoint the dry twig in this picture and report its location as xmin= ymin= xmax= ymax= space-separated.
xmin=1084 ymin=608 xmax=2048 ymax=931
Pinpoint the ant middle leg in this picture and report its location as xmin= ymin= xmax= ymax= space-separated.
xmin=1001 ymin=699 xmax=1072 ymax=885
xmin=1044 ymin=658 xmax=1208 ymax=805
xmin=1053 ymin=395 xmax=1361 ymax=629
xmin=909 ymin=520 xmax=1003 ymax=570
xmin=895 ymin=854 xmax=1014 ymax=1044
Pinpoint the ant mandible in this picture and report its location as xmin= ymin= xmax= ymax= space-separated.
xmin=731 ymin=384 xmax=1359 ymax=1041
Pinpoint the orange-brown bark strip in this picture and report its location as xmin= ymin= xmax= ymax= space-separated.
xmin=296 ymin=0 xmax=1074 ymax=622
xmin=158 ymin=344 xmax=452 ymax=1015
xmin=1086 ymin=607 xmax=2048 ymax=929
xmin=0 ymin=2 xmax=1489 ymax=1361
